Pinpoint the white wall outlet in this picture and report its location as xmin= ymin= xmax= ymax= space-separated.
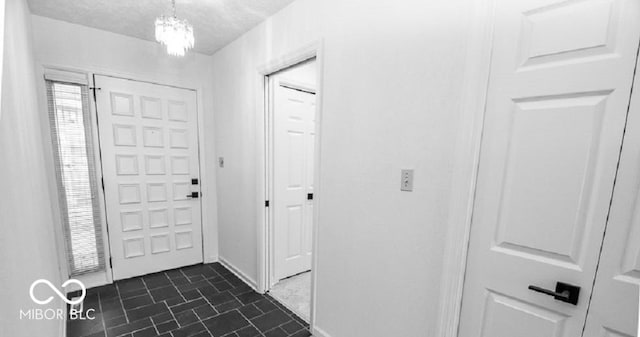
xmin=401 ymin=169 xmax=414 ymax=191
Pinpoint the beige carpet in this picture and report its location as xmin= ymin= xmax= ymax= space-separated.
xmin=269 ymin=271 xmax=311 ymax=321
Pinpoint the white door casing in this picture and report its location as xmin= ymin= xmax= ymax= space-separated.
xmin=273 ymin=79 xmax=315 ymax=281
xmin=458 ymin=0 xmax=640 ymax=336
xmin=583 ymin=52 xmax=640 ymax=337
xmin=95 ymin=75 xmax=203 ymax=280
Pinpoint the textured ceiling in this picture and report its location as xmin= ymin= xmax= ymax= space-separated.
xmin=27 ymin=0 xmax=296 ymax=55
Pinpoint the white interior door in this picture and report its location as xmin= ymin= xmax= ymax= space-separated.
xmin=583 ymin=54 xmax=640 ymax=337
xmin=95 ymin=75 xmax=203 ymax=280
xmin=272 ymin=79 xmax=315 ymax=281
xmin=458 ymin=0 xmax=640 ymax=336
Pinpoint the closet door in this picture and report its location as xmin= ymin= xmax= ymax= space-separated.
xmin=582 ymin=53 xmax=640 ymax=337
xmin=458 ymin=1 xmax=640 ymax=336
xmin=272 ymin=79 xmax=316 ymax=281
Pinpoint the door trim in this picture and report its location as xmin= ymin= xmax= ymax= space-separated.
xmin=38 ymin=64 xmax=214 ymax=287
xmin=435 ymin=1 xmax=496 ymax=336
xmin=255 ymin=40 xmax=324 ymax=331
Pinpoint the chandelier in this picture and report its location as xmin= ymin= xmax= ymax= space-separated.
xmin=155 ymin=0 xmax=194 ymax=57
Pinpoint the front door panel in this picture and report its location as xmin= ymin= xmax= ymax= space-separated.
xmin=95 ymin=75 xmax=203 ymax=280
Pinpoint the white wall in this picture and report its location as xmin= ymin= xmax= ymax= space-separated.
xmin=211 ymin=0 xmax=473 ymax=336
xmin=0 ymin=0 xmax=64 ymax=335
xmin=0 ymin=0 xmax=5 ymax=112
xmin=29 ymin=16 xmax=220 ymax=283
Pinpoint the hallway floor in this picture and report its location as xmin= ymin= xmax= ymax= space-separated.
xmin=268 ymin=272 xmax=310 ymax=322
xmin=67 ymin=263 xmax=311 ymax=337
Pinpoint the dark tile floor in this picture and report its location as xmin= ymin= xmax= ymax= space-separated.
xmin=67 ymin=263 xmax=311 ymax=337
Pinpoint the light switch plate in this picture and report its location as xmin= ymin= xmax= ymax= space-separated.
xmin=401 ymin=169 xmax=414 ymax=191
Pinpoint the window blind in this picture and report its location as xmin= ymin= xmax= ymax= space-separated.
xmin=46 ymin=80 xmax=105 ymax=276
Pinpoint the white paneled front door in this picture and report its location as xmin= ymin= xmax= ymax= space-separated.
xmin=583 ymin=53 xmax=640 ymax=337
xmin=459 ymin=0 xmax=640 ymax=336
xmin=95 ymin=75 xmax=203 ymax=280
xmin=272 ymin=80 xmax=315 ymax=281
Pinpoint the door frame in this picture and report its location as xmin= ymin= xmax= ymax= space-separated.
xmin=255 ymin=41 xmax=325 ymax=330
xmin=435 ymin=0 xmax=496 ymax=336
xmin=38 ymin=64 xmax=214 ymax=288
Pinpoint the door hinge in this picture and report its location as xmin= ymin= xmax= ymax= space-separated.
xmin=108 ymin=257 xmax=112 ymax=268
xmin=265 ymin=200 xmax=270 ymax=207
xmin=101 ymin=178 xmax=105 ymax=190
xmin=89 ymin=87 xmax=101 ymax=101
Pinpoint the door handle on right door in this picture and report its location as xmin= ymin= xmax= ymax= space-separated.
xmin=528 ymin=282 xmax=580 ymax=305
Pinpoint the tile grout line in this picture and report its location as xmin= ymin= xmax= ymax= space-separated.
xmin=249 ymin=294 xmax=310 ymax=336
xmin=235 ymin=309 xmax=268 ymax=337
xmin=173 ymin=265 xmax=219 ymax=336
xmin=191 ymin=306 xmax=213 ymax=337
xmin=114 ymin=283 xmax=130 ymax=325
xmin=166 ymin=270 xmax=189 ymax=329
xmin=139 ymin=277 xmax=161 ymax=336
xmin=169 ymin=270 xmax=189 ymax=303
xmin=95 ymin=290 xmax=108 ymax=336
xmin=197 ymin=264 xmax=268 ymax=337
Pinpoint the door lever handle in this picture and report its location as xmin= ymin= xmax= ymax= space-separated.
xmin=528 ymin=282 xmax=580 ymax=305
xmin=186 ymin=192 xmax=199 ymax=199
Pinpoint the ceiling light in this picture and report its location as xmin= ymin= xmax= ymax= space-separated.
xmin=155 ymin=0 xmax=194 ymax=57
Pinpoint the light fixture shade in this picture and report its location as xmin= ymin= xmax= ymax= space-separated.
xmin=155 ymin=15 xmax=194 ymax=56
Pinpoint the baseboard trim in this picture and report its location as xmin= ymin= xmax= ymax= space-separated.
xmin=218 ymin=257 xmax=259 ymax=292
xmin=312 ymin=326 xmax=331 ymax=337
